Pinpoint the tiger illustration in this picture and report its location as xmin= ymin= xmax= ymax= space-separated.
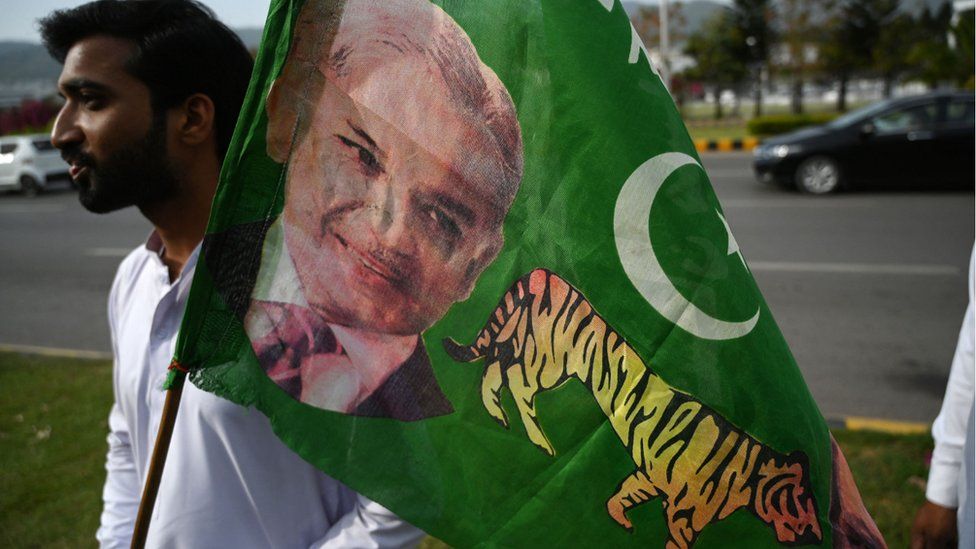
xmin=443 ymin=269 xmax=823 ymax=549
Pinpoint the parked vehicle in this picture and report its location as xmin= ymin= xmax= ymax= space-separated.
xmin=753 ymin=91 xmax=975 ymax=194
xmin=0 ymin=134 xmax=71 ymax=196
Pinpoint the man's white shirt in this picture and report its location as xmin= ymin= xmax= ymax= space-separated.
xmin=925 ymin=247 xmax=975 ymax=516
xmin=97 ymin=231 xmax=424 ymax=548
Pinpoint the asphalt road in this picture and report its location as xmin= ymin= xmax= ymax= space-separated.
xmin=0 ymin=188 xmax=150 ymax=354
xmin=0 ymin=153 xmax=972 ymax=423
xmin=704 ymin=153 xmax=973 ymax=423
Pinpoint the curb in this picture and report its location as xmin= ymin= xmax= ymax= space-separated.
xmin=694 ymin=137 xmax=758 ymax=152
xmin=0 ymin=342 xmax=112 ymax=361
xmin=826 ymin=416 xmax=930 ymax=435
xmin=0 ymin=344 xmax=937 ymax=435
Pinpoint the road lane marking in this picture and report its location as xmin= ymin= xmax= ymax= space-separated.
xmin=0 ymin=204 xmax=68 ymax=214
xmin=749 ymin=261 xmax=960 ymax=276
xmin=721 ymin=198 xmax=879 ymax=208
xmin=85 ymin=247 xmax=133 ymax=257
xmin=705 ymin=169 xmax=758 ymax=178
xmin=700 ymin=151 xmax=752 ymax=158
xmin=0 ymin=342 xmax=111 ymax=361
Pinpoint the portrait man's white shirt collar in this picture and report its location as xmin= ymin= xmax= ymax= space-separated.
xmin=249 ymin=217 xmax=307 ymax=307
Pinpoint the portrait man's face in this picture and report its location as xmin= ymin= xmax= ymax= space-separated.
xmin=268 ymin=5 xmax=522 ymax=336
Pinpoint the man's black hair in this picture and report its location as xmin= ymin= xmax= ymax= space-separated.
xmin=39 ymin=0 xmax=254 ymax=159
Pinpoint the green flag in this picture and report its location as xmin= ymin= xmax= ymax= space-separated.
xmin=173 ymin=0 xmax=882 ymax=546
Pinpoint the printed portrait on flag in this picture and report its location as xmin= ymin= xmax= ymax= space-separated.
xmin=242 ymin=0 xmax=524 ymax=420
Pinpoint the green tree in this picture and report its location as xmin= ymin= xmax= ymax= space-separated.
xmin=776 ymin=0 xmax=822 ymax=113
xmin=874 ymin=12 xmax=917 ymax=97
xmin=630 ymin=3 xmax=688 ymax=47
xmin=819 ymin=0 xmax=899 ymax=111
xmin=684 ymin=10 xmax=750 ymax=119
xmin=730 ymin=0 xmax=776 ymax=117
xmin=952 ymin=8 xmax=975 ymax=88
xmin=630 ymin=3 xmax=688 ymax=88
xmin=906 ymin=3 xmax=971 ymax=89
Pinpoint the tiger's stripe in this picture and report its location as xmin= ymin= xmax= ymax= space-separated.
xmin=444 ymin=269 xmax=822 ymax=549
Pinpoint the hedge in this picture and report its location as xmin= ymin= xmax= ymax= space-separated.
xmin=747 ymin=113 xmax=838 ymax=136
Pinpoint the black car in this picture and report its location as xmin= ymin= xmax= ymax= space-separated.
xmin=753 ymin=91 xmax=975 ymax=194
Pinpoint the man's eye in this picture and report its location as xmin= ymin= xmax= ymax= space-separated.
xmin=337 ymin=135 xmax=383 ymax=176
xmin=80 ymin=94 xmax=104 ymax=109
xmin=426 ymin=207 xmax=460 ymax=239
xmin=357 ymin=147 xmax=380 ymax=172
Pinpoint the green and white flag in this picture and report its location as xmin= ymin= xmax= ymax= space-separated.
xmin=172 ymin=0 xmax=883 ymax=546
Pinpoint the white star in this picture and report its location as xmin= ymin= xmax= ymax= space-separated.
xmin=716 ymin=209 xmax=748 ymax=272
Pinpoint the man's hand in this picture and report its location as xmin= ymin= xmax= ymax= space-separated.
xmin=911 ymin=500 xmax=957 ymax=549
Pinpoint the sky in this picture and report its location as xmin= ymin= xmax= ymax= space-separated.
xmin=0 ymin=0 xmax=272 ymax=42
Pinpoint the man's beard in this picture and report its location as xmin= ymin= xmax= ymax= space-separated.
xmin=70 ymin=116 xmax=179 ymax=214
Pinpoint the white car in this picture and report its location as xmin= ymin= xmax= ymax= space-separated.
xmin=0 ymin=134 xmax=72 ymax=196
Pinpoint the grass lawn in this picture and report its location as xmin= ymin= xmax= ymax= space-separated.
xmin=1 ymin=352 xmax=932 ymax=548
xmin=680 ymin=100 xmax=875 ymax=142
xmin=0 ymin=353 xmax=112 ymax=548
xmin=833 ymin=429 xmax=932 ymax=547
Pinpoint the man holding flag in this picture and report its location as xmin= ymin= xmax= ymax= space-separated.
xmin=43 ymin=0 xmax=424 ymax=546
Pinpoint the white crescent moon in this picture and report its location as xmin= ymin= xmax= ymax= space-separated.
xmin=613 ymin=152 xmax=759 ymax=341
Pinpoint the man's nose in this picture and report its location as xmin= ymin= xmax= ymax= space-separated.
xmin=50 ymin=105 xmax=83 ymax=150
xmin=369 ymin=184 xmax=414 ymax=251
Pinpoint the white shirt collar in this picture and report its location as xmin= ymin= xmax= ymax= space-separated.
xmin=250 ymin=218 xmax=308 ymax=307
xmin=141 ymin=229 xmax=201 ymax=291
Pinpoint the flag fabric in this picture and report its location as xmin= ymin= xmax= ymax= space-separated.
xmin=173 ymin=0 xmax=882 ymax=546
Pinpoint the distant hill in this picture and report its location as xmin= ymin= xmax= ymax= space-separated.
xmin=0 ymin=27 xmax=265 ymax=93
xmin=0 ymin=41 xmax=60 ymax=84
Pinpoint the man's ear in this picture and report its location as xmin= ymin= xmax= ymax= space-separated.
xmin=175 ymin=93 xmax=216 ymax=149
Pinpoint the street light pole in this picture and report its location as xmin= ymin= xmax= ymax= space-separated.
xmin=659 ymin=0 xmax=670 ymax=89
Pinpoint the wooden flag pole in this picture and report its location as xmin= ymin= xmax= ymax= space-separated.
xmin=130 ymin=368 xmax=187 ymax=549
